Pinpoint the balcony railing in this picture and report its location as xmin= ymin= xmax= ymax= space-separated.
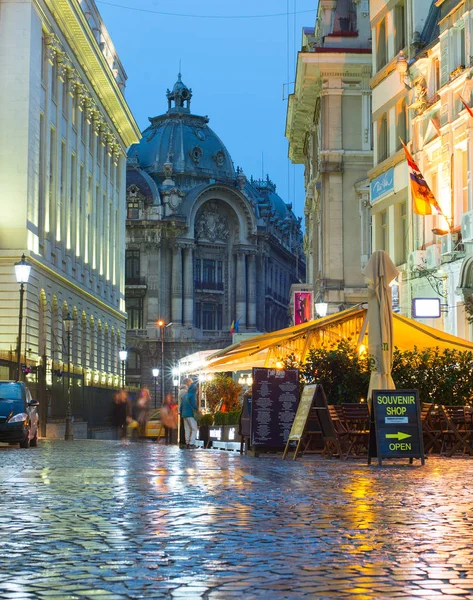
xmin=194 ymin=280 xmax=224 ymax=291
xmin=125 ymin=276 xmax=147 ymax=286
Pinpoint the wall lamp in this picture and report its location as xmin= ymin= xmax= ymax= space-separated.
xmin=396 ymin=51 xmax=413 ymax=90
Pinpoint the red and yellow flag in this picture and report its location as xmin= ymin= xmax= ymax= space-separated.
xmin=400 ymin=139 xmax=442 ymax=216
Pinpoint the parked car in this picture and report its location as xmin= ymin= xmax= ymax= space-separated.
xmin=0 ymin=381 xmax=39 ymax=448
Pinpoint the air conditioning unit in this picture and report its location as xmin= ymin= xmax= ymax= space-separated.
xmin=461 ymin=210 xmax=473 ymax=242
xmin=440 ymin=233 xmax=459 ymax=255
xmin=408 ymin=250 xmax=426 ymax=271
xmin=426 ymin=244 xmax=441 ymax=269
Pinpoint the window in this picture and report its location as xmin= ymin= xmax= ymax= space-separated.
xmin=398 ymin=202 xmax=407 ymax=264
xmin=194 ymin=258 xmax=201 ymax=282
xmin=195 ymin=302 xmax=222 ymax=330
xmin=381 ymin=210 xmax=388 ymax=251
xmin=71 ymin=93 xmax=77 ymax=128
xmin=394 ymin=2 xmax=406 ymax=54
xmin=396 ymin=99 xmax=407 ymax=150
xmin=203 ymin=259 xmax=215 ymax=283
xmin=126 ymin=297 xmax=143 ymax=329
xmin=50 ymin=59 xmax=57 ymax=100
xmin=127 ymin=198 xmax=140 ymax=219
xmin=125 ymin=249 xmax=140 ymax=282
xmin=377 ymin=113 xmax=388 ymax=163
xmin=62 ymin=81 xmax=68 ymax=117
xmin=41 ymin=37 xmax=46 ymax=84
xmin=127 ymin=350 xmax=141 ymax=373
xmin=376 ymin=19 xmax=387 ymax=71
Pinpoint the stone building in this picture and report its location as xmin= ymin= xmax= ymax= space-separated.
xmin=370 ymin=0 xmax=473 ymax=339
xmin=286 ymin=0 xmax=373 ymax=314
xmin=125 ymin=76 xmax=305 ymax=397
xmin=0 ymin=0 xmax=140 ymax=427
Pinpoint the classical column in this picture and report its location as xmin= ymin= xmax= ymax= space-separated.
xmin=171 ymin=245 xmax=182 ymax=325
xmin=183 ymin=245 xmax=194 ymax=326
xmin=247 ymin=253 xmax=257 ymax=330
xmin=235 ymin=251 xmax=247 ymax=329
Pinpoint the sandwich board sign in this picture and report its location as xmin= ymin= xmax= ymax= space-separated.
xmin=368 ymin=389 xmax=425 ymax=466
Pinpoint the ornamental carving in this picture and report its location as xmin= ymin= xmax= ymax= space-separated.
xmin=213 ymin=150 xmax=226 ymax=167
xmin=195 ymin=203 xmax=229 ymax=242
xmin=409 ymin=77 xmax=428 ymax=114
xmin=189 ymin=146 xmax=203 ymax=165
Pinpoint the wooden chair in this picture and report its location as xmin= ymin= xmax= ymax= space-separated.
xmin=324 ymin=405 xmax=349 ymax=459
xmin=341 ymin=403 xmax=370 ymax=456
xmin=439 ymin=405 xmax=473 ymax=456
xmin=420 ymin=403 xmax=442 ymax=454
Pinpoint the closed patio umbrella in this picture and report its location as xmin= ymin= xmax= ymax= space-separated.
xmin=362 ymin=250 xmax=399 ymax=404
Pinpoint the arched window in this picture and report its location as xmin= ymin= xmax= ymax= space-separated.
xmin=110 ymin=328 xmax=115 ymax=374
xmin=104 ymin=324 xmax=109 ymax=373
xmin=51 ymin=297 xmax=59 ymax=365
xmin=97 ymin=321 xmax=103 ymax=371
xmin=90 ymin=317 xmax=95 ymax=369
xmin=39 ymin=291 xmax=47 ymax=358
xmin=81 ymin=312 xmax=88 ymax=368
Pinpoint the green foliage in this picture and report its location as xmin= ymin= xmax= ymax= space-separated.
xmin=392 ymin=346 xmax=473 ymax=406
xmin=213 ymin=410 xmax=241 ymax=426
xmin=198 ymin=413 xmax=214 ymax=426
xmin=203 ymin=375 xmax=242 ymax=413
xmin=288 ymin=339 xmax=371 ymax=404
xmin=290 ymin=340 xmax=473 ymax=406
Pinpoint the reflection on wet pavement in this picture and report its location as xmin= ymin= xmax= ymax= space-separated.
xmin=1 ymin=440 xmax=473 ymax=598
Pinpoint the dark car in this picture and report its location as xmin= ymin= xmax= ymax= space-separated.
xmin=0 ymin=381 xmax=39 ymax=448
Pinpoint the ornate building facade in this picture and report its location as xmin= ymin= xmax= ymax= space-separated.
xmin=286 ymin=0 xmax=373 ymax=314
xmin=0 ymin=0 xmax=140 ymax=427
xmin=125 ymin=76 xmax=305 ymax=395
xmin=369 ymin=0 xmax=473 ymax=340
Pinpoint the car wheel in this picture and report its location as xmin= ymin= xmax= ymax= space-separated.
xmin=30 ymin=427 xmax=39 ymax=447
xmin=20 ymin=431 xmax=30 ymax=448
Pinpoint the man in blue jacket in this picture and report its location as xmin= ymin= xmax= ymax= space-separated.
xmin=180 ymin=378 xmax=198 ymax=448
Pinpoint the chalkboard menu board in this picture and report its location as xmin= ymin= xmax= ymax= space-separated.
xmin=251 ymin=368 xmax=299 ymax=447
xmin=369 ymin=389 xmax=425 ymax=466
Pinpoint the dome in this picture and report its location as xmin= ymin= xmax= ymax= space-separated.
xmin=127 ymin=75 xmax=235 ymax=186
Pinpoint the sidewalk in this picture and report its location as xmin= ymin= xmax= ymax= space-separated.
xmin=1 ymin=440 xmax=472 ymax=599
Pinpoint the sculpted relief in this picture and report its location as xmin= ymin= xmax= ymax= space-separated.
xmin=195 ymin=202 xmax=229 ymax=242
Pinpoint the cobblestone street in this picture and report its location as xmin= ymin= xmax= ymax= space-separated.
xmin=2 ymin=441 xmax=473 ymax=599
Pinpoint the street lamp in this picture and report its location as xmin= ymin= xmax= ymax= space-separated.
xmin=119 ymin=348 xmax=127 ymax=388
xmin=152 ymin=367 xmax=159 ymax=408
xmin=172 ymin=367 xmax=179 ymax=402
xmin=156 ymin=320 xmax=172 ymax=406
xmin=315 ymin=302 xmax=328 ymax=318
xmin=63 ymin=312 xmax=74 ymax=441
xmin=14 ymin=254 xmax=31 ymax=381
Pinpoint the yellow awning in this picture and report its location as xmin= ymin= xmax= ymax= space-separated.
xmin=203 ymin=307 xmax=473 ymax=373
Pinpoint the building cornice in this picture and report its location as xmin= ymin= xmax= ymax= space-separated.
xmin=368 ymin=148 xmax=405 ymax=180
xmin=286 ymin=50 xmax=372 ymax=164
xmin=38 ymin=0 xmax=140 ymax=147
xmin=23 ymin=255 xmax=127 ymax=321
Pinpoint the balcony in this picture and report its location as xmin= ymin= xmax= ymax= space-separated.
xmin=125 ymin=276 xmax=147 ymax=287
xmin=194 ymin=280 xmax=224 ymax=292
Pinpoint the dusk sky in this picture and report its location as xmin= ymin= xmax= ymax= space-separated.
xmin=96 ymin=0 xmax=317 ymax=219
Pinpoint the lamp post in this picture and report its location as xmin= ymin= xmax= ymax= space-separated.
xmin=156 ymin=320 xmax=166 ymax=406
xmin=152 ymin=368 xmax=159 ymax=408
xmin=172 ymin=367 xmax=179 ymax=403
xmin=14 ymin=254 xmax=31 ymax=381
xmin=63 ymin=312 xmax=74 ymax=441
xmin=119 ymin=348 xmax=127 ymax=388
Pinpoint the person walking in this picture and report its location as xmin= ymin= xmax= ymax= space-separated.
xmin=136 ymin=385 xmax=151 ymax=438
xmin=179 ymin=378 xmax=198 ymax=448
xmin=113 ymin=388 xmax=131 ymax=444
xmin=161 ymin=392 xmax=177 ymax=444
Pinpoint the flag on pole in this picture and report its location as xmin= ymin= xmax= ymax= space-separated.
xmin=459 ymin=95 xmax=473 ymax=118
xmin=230 ymin=318 xmax=240 ymax=334
xmin=400 ymin=138 xmax=442 ymax=216
xmin=230 ymin=320 xmax=235 ymax=334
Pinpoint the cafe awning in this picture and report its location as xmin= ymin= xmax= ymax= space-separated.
xmin=202 ymin=306 xmax=473 ymax=373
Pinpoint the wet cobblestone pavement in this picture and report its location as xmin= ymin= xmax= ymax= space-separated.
xmin=1 ymin=441 xmax=473 ymax=599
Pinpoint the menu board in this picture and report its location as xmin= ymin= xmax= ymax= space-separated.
xmin=251 ymin=368 xmax=299 ymax=447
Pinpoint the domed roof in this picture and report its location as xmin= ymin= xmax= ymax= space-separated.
xmin=127 ymin=75 xmax=235 ymax=185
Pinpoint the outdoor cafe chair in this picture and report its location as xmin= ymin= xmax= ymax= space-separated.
xmin=324 ymin=405 xmax=349 ymax=460
xmin=420 ymin=403 xmax=442 ymax=454
xmin=341 ymin=403 xmax=370 ymax=457
xmin=439 ymin=405 xmax=473 ymax=457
